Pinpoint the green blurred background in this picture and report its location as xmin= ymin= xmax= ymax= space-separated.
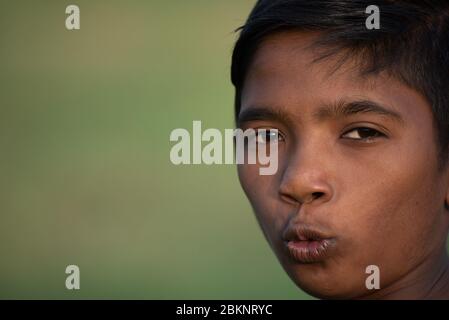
xmin=0 ymin=0 xmax=309 ymax=299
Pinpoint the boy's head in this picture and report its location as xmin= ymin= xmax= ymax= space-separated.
xmin=231 ymin=0 xmax=449 ymax=299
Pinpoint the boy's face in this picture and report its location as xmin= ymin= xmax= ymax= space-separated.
xmin=237 ymin=31 xmax=449 ymax=299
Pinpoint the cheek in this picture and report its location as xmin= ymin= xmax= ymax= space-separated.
xmin=364 ymin=164 xmax=441 ymax=247
xmin=237 ymin=164 xmax=287 ymax=240
xmin=237 ymin=164 xmax=264 ymax=206
xmin=335 ymin=140 xmax=444 ymax=276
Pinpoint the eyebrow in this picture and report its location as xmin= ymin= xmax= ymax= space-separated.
xmin=237 ymin=99 xmax=405 ymax=127
xmin=237 ymin=107 xmax=293 ymax=127
xmin=314 ymin=99 xmax=405 ymax=125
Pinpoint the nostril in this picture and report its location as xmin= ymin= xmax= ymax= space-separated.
xmin=279 ymin=190 xmax=327 ymax=205
xmin=280 ymin=193 xmax=301 ymax=205
xmin=312 ymin=192 xmax=324 ymax=199
xmin=302 ymin=192 xmax=325 ymax=204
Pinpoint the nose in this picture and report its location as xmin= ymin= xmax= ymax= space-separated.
xmin=278 ymin=146 xmax=334 ymax=206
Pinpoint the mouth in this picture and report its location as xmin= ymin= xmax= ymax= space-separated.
xmin=283 ymin=225 xmax=337 ymax=264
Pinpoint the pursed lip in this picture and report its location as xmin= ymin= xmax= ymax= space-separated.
xmin=282 ymin=225 xmax=337 ymax=263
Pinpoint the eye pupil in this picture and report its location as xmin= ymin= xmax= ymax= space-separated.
xmin=342 ymin=127 xmax=384 ymax=141
xmin=257 ymin=130 xmax=280 ymax=144
xmin=358 ymin=128 xmax=378 ymax=139
xmin=267 ymin=132 xmax=276 ymax=142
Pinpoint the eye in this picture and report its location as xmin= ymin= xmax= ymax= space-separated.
xmin=341 ymin=127 xmax=385 ymax=141
xmin=256 ymin=129 xmax=284 ymax=145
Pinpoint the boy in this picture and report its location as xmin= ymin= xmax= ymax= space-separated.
xmin=231 ymin=0 xmax=449 ymax=299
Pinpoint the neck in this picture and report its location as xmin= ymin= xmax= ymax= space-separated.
xmin=359 ymin=247 xmax=449 ymax=300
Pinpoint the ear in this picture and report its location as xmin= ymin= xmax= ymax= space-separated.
xmin=445 ymin=163 xmax=449 ymax=211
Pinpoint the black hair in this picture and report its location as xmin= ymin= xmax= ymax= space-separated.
xmin=231 ymin=0 xmax=449 ymax=168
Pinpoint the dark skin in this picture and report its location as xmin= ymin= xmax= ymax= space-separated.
xmin=237 ymin=31 xmax=449 ymax=299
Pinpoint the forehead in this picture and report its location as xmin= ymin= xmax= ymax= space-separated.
xmin=241 ymin=31 xmax=432 ymax=127
xmin=246 ymin=31 xmax=322 ymax=82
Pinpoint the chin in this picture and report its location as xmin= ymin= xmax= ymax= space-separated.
xmin=283 ymin=262 xmax=365 ymax=300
